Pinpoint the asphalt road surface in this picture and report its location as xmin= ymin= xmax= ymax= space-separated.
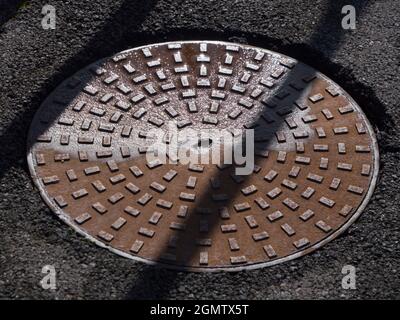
xmin=0 ymin=0 xmax=399 ymax=299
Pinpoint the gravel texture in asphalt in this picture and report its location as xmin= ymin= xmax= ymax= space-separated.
xmin=0 ymin=0 xmax=399 ymax=299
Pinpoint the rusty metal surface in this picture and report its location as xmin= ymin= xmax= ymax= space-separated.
xmin=27 ymin=41 xmax=379 ymax=271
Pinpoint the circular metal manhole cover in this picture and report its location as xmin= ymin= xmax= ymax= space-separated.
xmin=27 ymin=41 xmax=378 ymax=271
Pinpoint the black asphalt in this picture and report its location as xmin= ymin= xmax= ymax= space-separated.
xmin=0 ymin=0 xmax=399 ymax=299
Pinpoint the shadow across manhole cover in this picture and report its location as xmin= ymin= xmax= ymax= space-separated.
xmin=27 ymin=41 xmax=379 ymax=271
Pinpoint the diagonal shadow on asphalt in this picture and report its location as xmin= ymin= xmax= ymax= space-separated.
xmin=0 ymin=0 xmax=24 ymax=27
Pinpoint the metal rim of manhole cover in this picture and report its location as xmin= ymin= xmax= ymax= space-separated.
xmin=27 ymin=41 xmax=379 ymax=272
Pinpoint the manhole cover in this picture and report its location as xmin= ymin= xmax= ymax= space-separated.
xmin=27 ymin=41 xmax=378 ymax=271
